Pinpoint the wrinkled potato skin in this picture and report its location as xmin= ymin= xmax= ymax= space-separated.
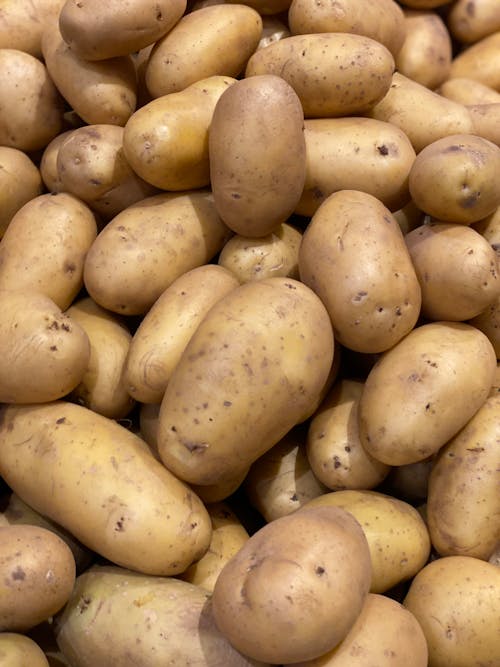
xmin=0 ymin=633 xmax=50 ymax=667
xmin=0 ymin=147 xmax=43 ymax=239
xmin=449 ymin=32 xmax=500 ymax=90
xmin=359 ymin=322 xmax=497 ymax=465
xmin=0 ymin=525 xmax=76 ymax=632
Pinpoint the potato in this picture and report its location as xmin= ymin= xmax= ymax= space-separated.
xmin=0 ymin=289 xmax=90 ymax=404
xmin=398 ymin=0 xmax=450 ymax=7
xmin=0 ymin=633 xmax=50 ymax=667
xmin=58 ymin=0 xmax=187 ymax=61
xmin=287 ymin=593 xmax=428 ymax=667
xmin=0 ymin=525 xmax=75 ymax=632
xmin=66 ymin=297 xmax=135 ymax=419
xmin=146 ymin=5 xmax=262 ymax=98
xmin=439 ymin=77 xmax=500 ymax=105
xmin=55 ymin=565 xmax=266 ymax=667
xmin=83 ymin=190 xmax=231 ymax=315
xmin=0 ymin=401 xmax=212 ymax=576
xmin=0 ymin=48 xmax=64 ymax=152
xmin=469 ymin=297 xmax=500 ymax=356
xmin=298 ymin=190 xmax=421 ymax=354
xmin=0 ymin=146 xmax=43 ymax=239
xmin=209 ymin=74 xmax=306 ymax=237
xmin=157 ymin=277 xmax=334 ymax=486
xmin=306 ymin=379 xmax=391 ymax=491
xmin=245 ymin=33 xmax=395 ymax=118
xmin=366 ymin=72 xmax=474 ymax=152
xmin=403 ymin=556 xmax=500 ymax=667
xmin=218 ymin=222 xmax=302 ymax=283
xmin=426 ymin=392 xmax=500 ymax=559
xmin=408 ymin=134 xmax=500 ymax=223
xmin=449 ymin=31 xmax=500 ymax=90
xmin=359 ymin=321 xmax=497 ymax=465
xmin=123 ymin=76 xmax=236 ymax=191
xmin=295 ymin=117 xmax=415 ymax=217
xmin=467 ymin=102 xmax=500 ymax=146
xmin=125 ymin=264 xmax=239 ymax=404
xmin=0 ymin=0 xmax=65 ymax=57
xmin=448 ymin=0 xmax=500 ymax=44
xmin=0 ymin=192 xmax=97 ymax=310
xmin=39 ymin=130 xmax=74 ymax=194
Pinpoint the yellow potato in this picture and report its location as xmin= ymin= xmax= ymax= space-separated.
xmin=0 ymin=633 xmax=50 ymax=667
xmin=467 ymin=102 xmax=500 ymax=146
xmin=448 ymin=0 xmax=500 ymax=44
xmin=449 ymin=31 xmax=500 ymax=90
xmin=469 ymin=296 xmax=500 ymax=356
xmin=0 ymin=146 xmax=43 ymax=239
xmin=439 ymin=77 xmax=500 ymax=104
xmin=39 ymin=130 xmax=74 ymax=194
xmin=0 ymin=0 xmax=65 ymax=57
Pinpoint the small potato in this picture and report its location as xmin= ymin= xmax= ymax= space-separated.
xmin=408 ymin=134 xmax=500 ymax=224
xmin=403 ymin=556 xmax=500 ymax=667
xmin=245 ymin=33 xmax=395 ymax=118
xmin=449 ymin=31 xmax=500 ymax=90
xmin=0 ymin=146 xmax=43 ymax=238
xmin=467 ymin=103 xmax=500 ymax=146
xmin=145 ymin=4 xmax=263 ymax=98
xmin=439 ymin=77 xmax=500 ymax=105
xmin=447 ymin=0 xmax=500 ymax=44
xmin=0 ymin=0 xmax=65 ymax=57
xmin=0 ymin=525 xmax=76 ymax=632
xmin=0 ymin=633 xmax=50 ymax=667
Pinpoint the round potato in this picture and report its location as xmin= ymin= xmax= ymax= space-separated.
xmin=0 ymin=633 xmax=50 ymax=667
xmin=0 ymin=146 xmax=43 ymax=239
xmin=449 ymin=31 xmax=500 ymax=90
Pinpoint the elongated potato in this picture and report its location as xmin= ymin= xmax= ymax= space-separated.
xmin=0 ymin=146 xmax=43 ymax=239
xmin=467 ymin=103 xmax=500 ymax=146
xmin=449 ymin=31 xmax=500 ymax=90
xmin=439 ymin=77 xmax=500 ymax=105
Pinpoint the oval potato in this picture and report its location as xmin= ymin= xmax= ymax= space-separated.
xmin=0 ymin=633 xmax=50 ymax=667
xmin=0 ymin=146 xmax=43 ymax=239
xmin=439 ymin=77 xmax=500 ymax=105
xmin=449 ymin=31 xmax=500 ymax=90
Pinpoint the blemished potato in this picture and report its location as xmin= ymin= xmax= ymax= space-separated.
xmin=145 ymin=4 xmax=262 ymax=98
xmin=55 ymin=565 xmax=267 ymax=667
xmin=439 ymin=77 xmax=500 ymax=105
xmin=449 ymin=31 xmax=500 ymax=90
xmin=448 ymin=0 xmax=500 ymax=43
xmin=0 ymin=192 xmax=98 ymax=310
xmin=244 ymin=425 xmax=327 ymax=522
xmin=83 ymin=190 xmax=232 ymax=315
xmin=358 ymin=321 xmax=497 ymax=465
xmin=209 ymin=75 xmax=306 ymax=237
xmin=125 ymin=264 xmax=240 ymax=404
xmin=0 ymin=401 xmax=212 ymax=576
xmin=287 ymin=0 xmax=406 ymax=57
xmin=0 ymin=146 xmax=43 ymax=238
xmin=218 ymin=222 xmax=302 ymax=283
xmin=303 ymin=490 xmax=430 ymax=593
xmin=287 ymin=593 xmax=428 ymax=667
xmin=123 ymin=76 xmax=236 ymax=191
xmin=306 ymin=379 xmax=391 ymax=491
xmin=39 ymin=130 xmax=75 ymax=193
xmin=212 ymin=506 xmax=372 ymax=664
xmin=0 ymin=289 xmax=90 ymax=404
xmin=408 ymin=134 xmax=500 ymax=224
xmin=245 ymin=33 xmax=395 ymax=118
xmin=395 ymin=10 xmax=452 ymax=90
xmin=0 ymin=633 xmax=50 ymax=667
xmin=467 ymin=103 xmax=500 ymax=146
xmin=0 ymin=525 xmax=76 ymax=632
xmin=0 ymin=0 xmax=65 ymax=57
xmin=295 ymin=117 xmax=416 ymax=217
xmin=298 ymin=190 xmax=421 ymax=354
xmin=366 ymin=72 xmax=474 ymax=153
xmin=403 ymin=556 xmax=500 ymax=667
xmin=0 ymin=48 xmax=64 ymax=152
xmin=157 ymin=277 xmax=334 ymax=486
xmin=426 ymin=392 xmax=500 ymax=559
xmin=58 ymin=0 xmax=187 ymax=61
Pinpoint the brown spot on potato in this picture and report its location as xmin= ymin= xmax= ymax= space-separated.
xmin=11 ymin=566 xmax=26 ymax=581
xmin=461 ymin=193 xmax=480 ymax=208
xmin=315 ymin=566 xmax=326 ymax=576
xmin=466 ymin=1 xmax=475 ymax=16
xmin=64 ymin=261 xmax=76 ymax=274
xmin=56 ymin=417 xmax=66 ymax=424
xmin=78 ymin=596 xmax=92 ymax=613
xmin=182 ymin=439 xmax=209 ymax=454
xmin=377 ymin=145 xmax=389 ymax=156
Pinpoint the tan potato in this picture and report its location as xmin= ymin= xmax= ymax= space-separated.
xmin=403 ymin=556 xmax=500 ymax=667
xmin=123 ymin=76 xmax=236 ymax=191
xmin=469 ymin=297 xmax=500 ymax=356
xmin=0 ymin=0 xmax=65 ymax=57
xmin=0 ymin=146 xmax=43 ymax=239
xmin=0 ymin=633 xmax=50 ymax=667
xmin=0 ymin=525 xmax=76 ymax=632
xmin=245 ymin=33 xmax=395 ymax=118
xmin=209 ymin=74 xmax=306 ymax=237
xmin=83 ymin=190 xmax=232 ymax=315
xmin=39 ymin=131 xmax=74 ymax=194
xmin=295 ymin=117 xmax=416 ymax=217
xmin=145 ymin=4 xmax=262 ymax=98
xmin=467 ymin=103 xmax=500 ymax=146
xmin=212 ymin=505 xmax=372 ymax=664
xmin=125 ymin=265 xmax=240 ymax=404
xmin=449 ymin=31 xmax=500 ymax=90
xmin=448 ymin=0 xmax=500 ymax=44
xmin=298 ymin=190 xmax=421 ymax=354
xmin=0 ymin=401 xmax=212 ymax=576
xmin=439 ymin=77 xmax=500 ymax=104
xmin=58 ymin=0 xmax=187 ymax=61
xmin=157 ymin=277 xmax=334 ymax=486
xmin=359 ymin=321 xmax=497 ymax=465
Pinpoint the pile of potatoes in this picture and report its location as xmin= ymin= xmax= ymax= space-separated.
xmin=0 ymin=0 xmax=500 ymax=665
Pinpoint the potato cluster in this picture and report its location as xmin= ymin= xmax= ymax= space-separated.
xmin=0 ymin=0 xmax=499 ymax=665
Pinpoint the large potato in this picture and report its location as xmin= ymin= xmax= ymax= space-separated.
xmin=0 ymin=0 xmax=65 ymax=57
xmin=449 ymin=31 xmax=500 ymax=90
xmin=0 ymin=146 xmax=43 ymax=238
xmin=0 ymin=633 xmax=50 ymax=667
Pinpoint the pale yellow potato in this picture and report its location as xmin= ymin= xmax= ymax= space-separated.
xmin=439 ymin=77 xmax=500 ymax=104
xmin=448 ymin=0 xmax=500 ymax=44
xmin=306 ymin=379 xmax=391 ymax=491
xmin=0 ymin=401 xmax=212 ymax=576
xmin=359 ymin=321 xmax=497 ymax=465
xmin=123 ymin=76 xmax=237 ymax=191
xmin=366 ymin=71 xmax=474 ymax=152
xmin=298 ymin=190 xmax=421 ymax=354
xmin=467 ymin=102 xmax=500 ymax=146
xmin=125 ymin=264 xmax=239 ymax=404
xmin=245 ymin=33 xmax=395 ymax=118
xmin=473 ymin=204 xmax=500 ymax=244
xmin=0 ymin=0 xmax=65 ymax=57
xmin=0 ymin=525 xmax=75 ymax=632
xmin=295 ymin=117 xmax=416 ymax=217
xmin=469 ymin=297 xmax=500 ymax=356
xmin=39 ymin=130 xmax=75 ymax=194
xmin=191 ymin=0 xmax=292 ymax=13
xmin=288 ymin=0 xmax=406 ymax=57
xmin=449 ymin=31 xmax=500 ymax=90
xmin=403 ymin=556 xmax=500 ymax=667
xmin=58 ymin=0 xmax=187 ymax=60
xmin=83 ymin=190 xmax=232 ymax=315
xmin=146 ymin=4 xmax=262 ymax=98
xmin=0 ymin=192 xmax=97 ymax=310
xmin=0 ymin=633 xmax=50 ymax=667
xmin=0 ymin=146 xmax=43 ymax=239
xmin=288 ymin=593 xmax=428 ymax=667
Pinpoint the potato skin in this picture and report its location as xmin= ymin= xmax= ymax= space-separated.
xmin=0 ymin=146 xmax=43 ymax=239
xmin=439 ymin=77 xmax=500 ymax=105
xmin=449 ymin=32 xmax=500 ymax=90
xmin=0 ymin=633 xmax=50 ymax=667
xmin=0 ymin=0 xmax=65 ymax=57
xmin=448 ymin=0 xmax=500 ymax=44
